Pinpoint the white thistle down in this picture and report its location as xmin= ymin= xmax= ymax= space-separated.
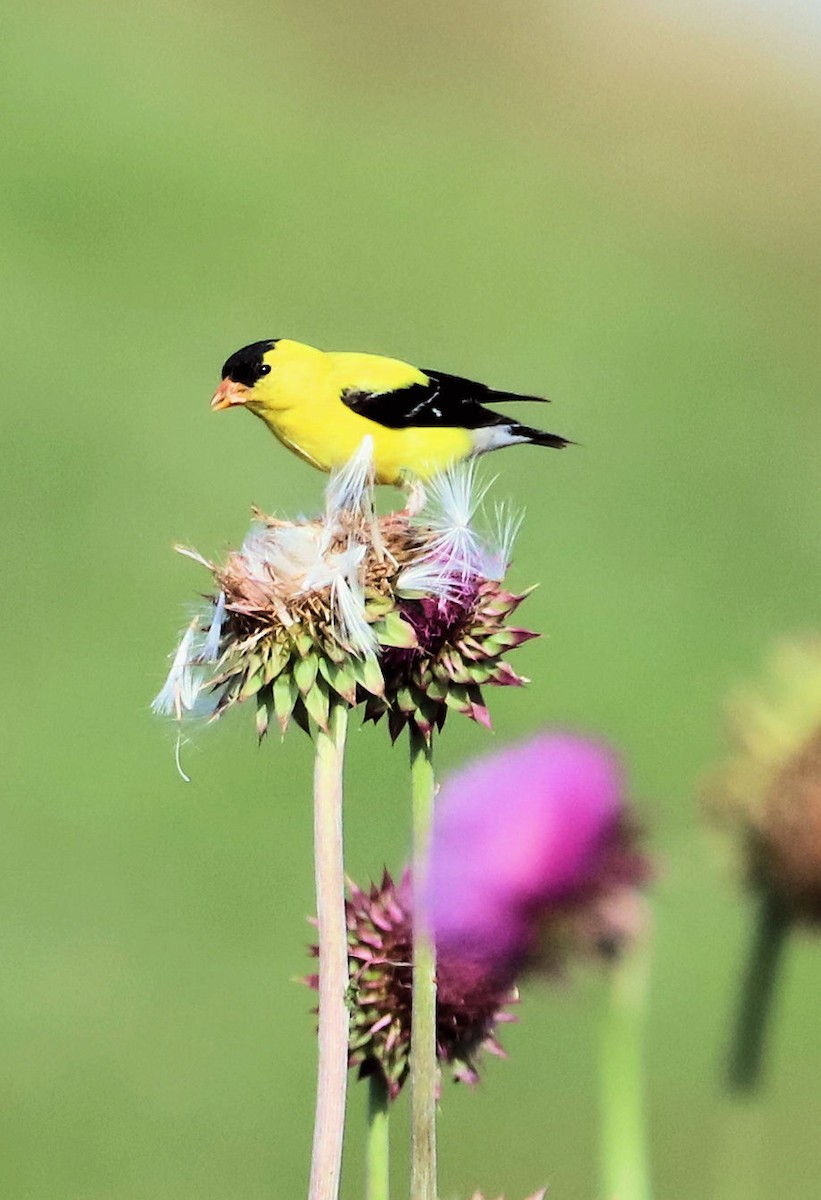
xmin=426 ymin=459 xmax=492 ymax=574
xmin=151 ymin=619 xmax=206 ymax=719
xmin=201 ymin=590 xmax=226 ymax=661
xmin=152 ymin=603 xmax=227 ymax=721
xmin=397 ymin=461 xmax=522 ymax=600
xmin=154 ymin=440 xmax=380 ymax=728
xmin=328 ymin=545 xmax=374 ymax=655
xmin=484 ymin=500 xmax=525 ymax=583
xmin=194 ymin=440 xmax=376 ymax=655
xmin=240 ymin=522 xmax=324 ymax=584
xmin=301 ymin=540 xmax=375 ymax=655
xmin=323 ymin=435 xmax=376 ymax=530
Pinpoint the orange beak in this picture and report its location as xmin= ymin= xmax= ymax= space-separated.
xmin=210 ymin=378 xmax=250 ymax=411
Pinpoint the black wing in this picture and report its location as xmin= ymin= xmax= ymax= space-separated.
xmin=422 ymin=369 xmax=550 ymax=407
xmin=340 ymin=368 xmax=549 ymax=431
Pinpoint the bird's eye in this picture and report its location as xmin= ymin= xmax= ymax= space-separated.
xmin=259 ymin=363 xmax=271 ymax=376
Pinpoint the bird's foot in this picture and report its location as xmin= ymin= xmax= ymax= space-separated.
xmin=368 ymin=514 xmax=398 ymax=567
xmin=401 ymin=479 xmax=428 ymax=519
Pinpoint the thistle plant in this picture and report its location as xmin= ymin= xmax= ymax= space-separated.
xmin=706 ymin=638 xmax=821 ymax=1093
xmin=310 ymin=869 xmax=518 ymax=1200
xmin=425 ymin=733 xmax=652 ymax=1200
xmin=425 ymin=734 xmax=650 ymax=982
xmin=311 ymin=869 xmax=518 ymax=1098
xmin=153 ymin=447 xmax=531 ymax=746
xmin=153 ymin=438 xmax=536 ymax=1200
xmin=308 ymin=733 xmax=650 ymax=1199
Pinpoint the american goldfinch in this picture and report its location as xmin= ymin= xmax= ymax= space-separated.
xmin=211 ymin=338 xmax=569 ymax=491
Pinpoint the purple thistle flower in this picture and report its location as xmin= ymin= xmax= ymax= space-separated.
xmin=425 ymin=733 xmax=650 ymax=980
xmin=307 ymin=735 xmax=648 ymax=1097
xmin=308 ymin=870 xmax=518 ymax=1098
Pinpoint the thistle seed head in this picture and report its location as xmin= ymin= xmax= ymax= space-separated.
xmin=153 ymin=444 xmax=537 ymax=744
xmin=706 ymin=637 xmax=821 ymax=922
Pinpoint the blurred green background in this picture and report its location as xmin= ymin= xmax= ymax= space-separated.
xmin=3 ymin=1 xmax=821 ymax=1196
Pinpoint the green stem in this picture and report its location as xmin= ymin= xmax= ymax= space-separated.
xmin=366 ymin=1073 xmax=390 ymax=1200
xmin=712 ymin=1097 xmax=766 ymax=1200
xmin=726 ymin=888 xmax=790 ymax=1094
xmin=409 ymin=729 xmax=437 ymax=1200
xmin=599 ymin=943 xmax=652 ymax=1200
xmin=308 ymin=705 xmax=350 ymax=1200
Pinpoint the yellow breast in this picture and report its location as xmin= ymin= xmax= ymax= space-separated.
xmin=250 ymin=341 xmax=473 ymax=484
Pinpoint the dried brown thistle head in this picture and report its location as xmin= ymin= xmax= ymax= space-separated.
xmin=153 ymin=444 xmax=537 ymax=746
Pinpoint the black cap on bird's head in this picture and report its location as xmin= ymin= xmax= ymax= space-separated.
xmin=221 ymin=339 xmax=278 ymax=385
xmin=212 ymin=339 xmax=278 ymax=410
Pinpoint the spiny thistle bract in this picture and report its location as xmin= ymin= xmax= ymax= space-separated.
xmin=706 ymin=637 xmax=821 ymax=922
xmin=308 ymin=871 xmax=518 ymax=1100
xmin=153 ymin=439 xmax=536 ymax=743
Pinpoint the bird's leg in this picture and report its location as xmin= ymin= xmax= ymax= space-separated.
xmin=399 ymin=477 xmax=428 ymax=518
xmin=363 ymin=491 xmax=399 ymax=567
xmin=368 ymin=509 xmax=387 ymax=563
xmin=369 ymin=518 xmax=399 ymax=568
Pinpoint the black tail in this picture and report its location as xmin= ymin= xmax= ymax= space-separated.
xmin=483 ymin=385 xmax=570 ymax=444
xmin=508 ymin=421 xmax=571 ymax=449
xmin=487 ymin=387 xmax=551 ymax=405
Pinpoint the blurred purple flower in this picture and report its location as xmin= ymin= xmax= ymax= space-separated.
xmin=425 ymin=732 xmax=650 ymax=979
xmin=308 ymin=733 xmax=648 ymax=1097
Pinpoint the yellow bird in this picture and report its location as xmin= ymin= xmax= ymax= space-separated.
xmin=210 ymin=338 xmax=568 ymax=495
